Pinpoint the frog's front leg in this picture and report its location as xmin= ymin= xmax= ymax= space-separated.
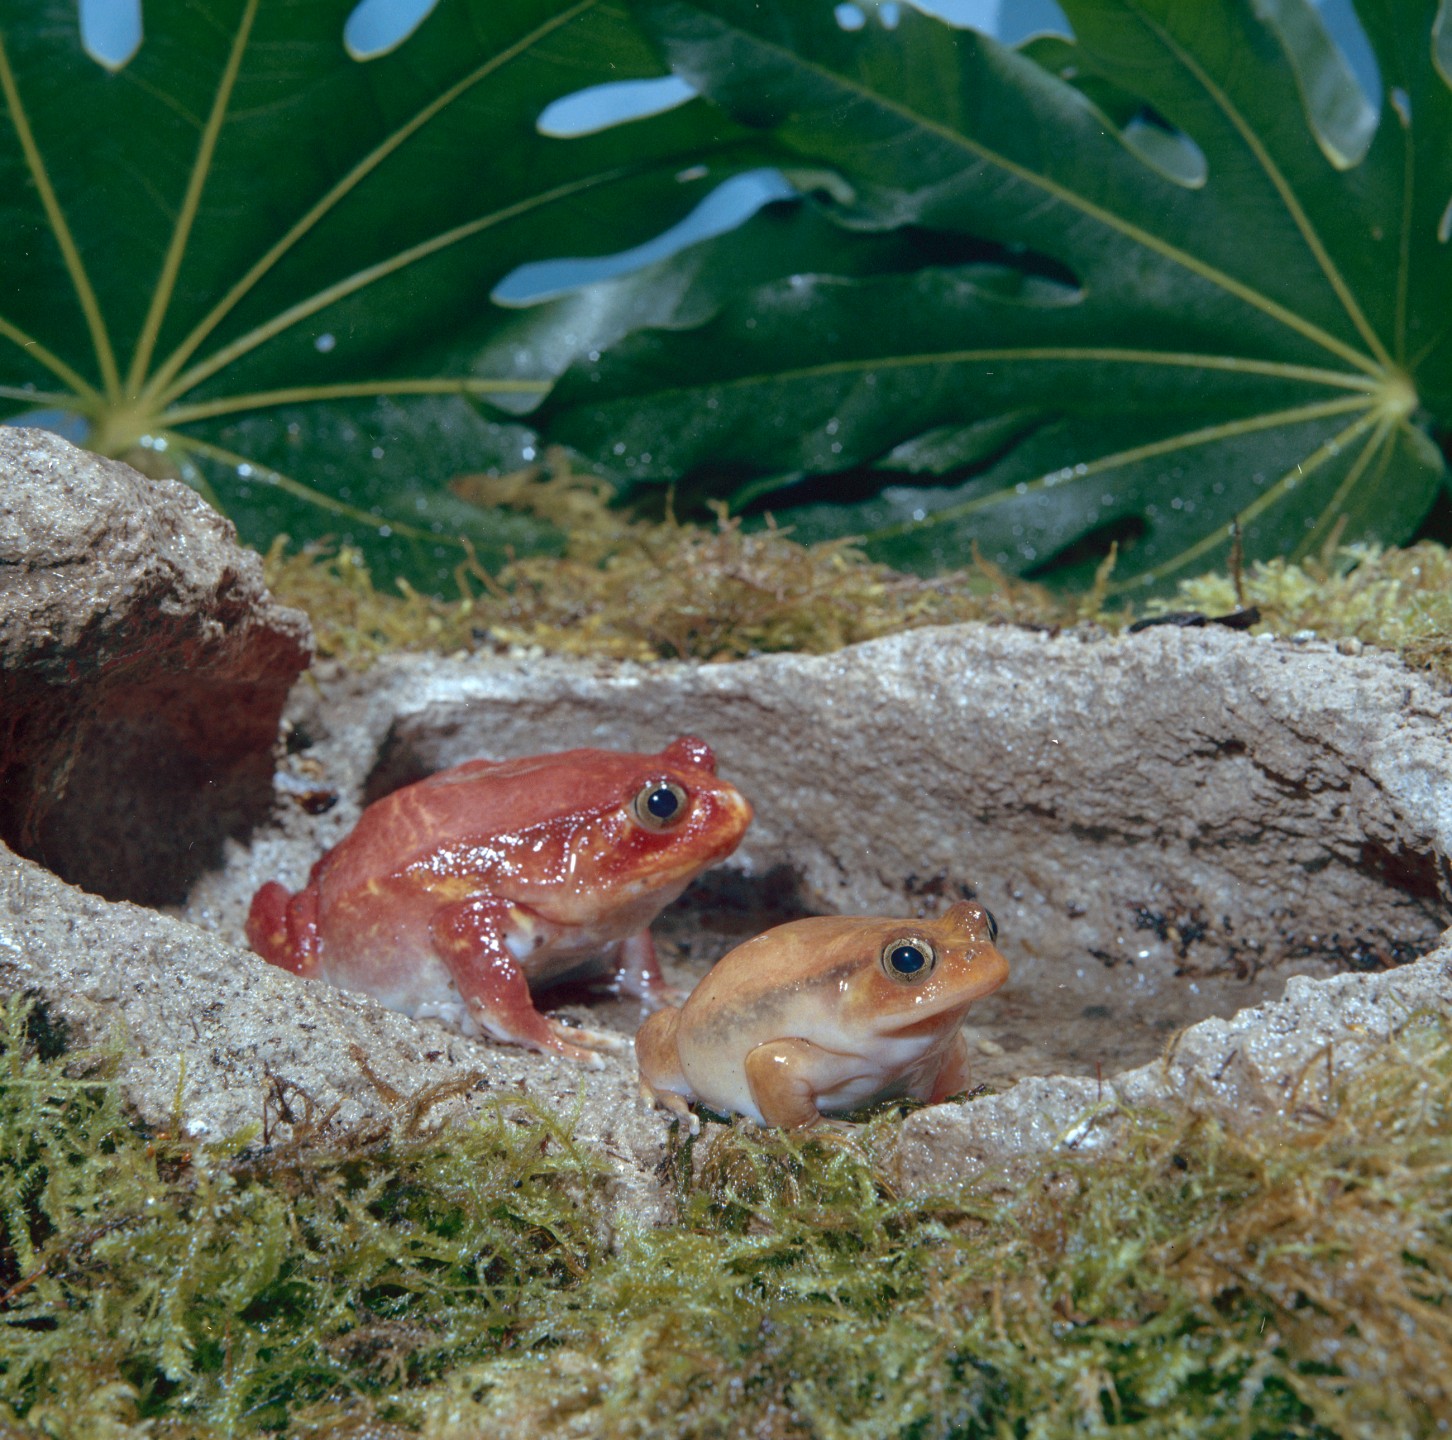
xmin=613 ymin=931 xmax=687 ymax=1009
xmin=927 ymin=1030 xmax=974 ymax=1103
xmin=428 ymin=899 xmax=626 ymax=1067
xmin=743 ymin=1038 xmax=850 ymax=1129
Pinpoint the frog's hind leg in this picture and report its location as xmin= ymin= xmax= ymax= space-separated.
xmin=430 ymin=899 xmax=626 ymax=1068
xmin=635 ymin=1008 xmax=698 ymax=1132
xmin=246 ymin=882 xmax=322 ymax=976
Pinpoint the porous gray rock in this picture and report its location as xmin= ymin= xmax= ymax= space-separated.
xmin=8 ymin=581 xmax=1452 ymax=1202
xmin=183 ymin=623 xmax=1452 ymax=1190
xmin=896 ymin=936 xmax=1452 ymax=1190
xmin=200 ymin=626 xmax=1450 ymax=1072
xmin=0 ymin=841 xmax=672 ymax=1225
xmin=0 ymin=427 xmax=312 ymax=903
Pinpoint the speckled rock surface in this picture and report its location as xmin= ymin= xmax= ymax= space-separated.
xmin=896 ymin=937 xmax=1452 ymax=1191
xmin=7 ymin=603 xmax=1452 ymax=1204
xmin=0 ymin=842 xmax=672 ymax=1225
xmin=193 ymin=627 xmax=1452 ymax=1071
xmin=0 ymin=428 xmax=312 ymax=903
xmin=179 ymin=623 xmax=1452 ymax=1191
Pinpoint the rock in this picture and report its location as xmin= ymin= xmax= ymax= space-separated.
xmin=201 ymin=626 xmax=1451 ymax=1067
xmin=895 ymin=936 xmax=1452 ymax=1191
xmin=0 ymin=841 xmax=672 ymax=1226
xmin=184 ymin=623 xmax=1452 ymax=1189
xmin=0 ymin=427 xmax=311 ymax=903
xmin=7 ymin=574 xmax=1452 ymax=1202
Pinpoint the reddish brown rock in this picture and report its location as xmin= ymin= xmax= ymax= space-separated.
xmin=0 ymin=426 xmax=311 ymax=902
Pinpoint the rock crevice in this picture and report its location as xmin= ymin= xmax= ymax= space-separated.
xmin=0 ymin=428 xmax=311 ymax=903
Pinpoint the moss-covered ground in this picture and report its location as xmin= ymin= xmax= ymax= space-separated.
xmin=262 ymin=451 xmax=1452 ymax=682
xmin=3 ymin=991 xmax=1450 ymax=1438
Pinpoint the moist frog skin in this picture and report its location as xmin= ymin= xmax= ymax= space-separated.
xmin=247 ymin=736 xmax=752 ymax=1065
xmin=636 ymin=900 xmax=1008 ymax=1130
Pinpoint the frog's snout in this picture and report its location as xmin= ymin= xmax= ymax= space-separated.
xmin=722 ymin=785 xmax=754 ymax=833
xmin=970 ymin=942 xmax=1011 ymax=998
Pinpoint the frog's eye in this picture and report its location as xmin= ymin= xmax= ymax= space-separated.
xmin=983 ymin=908 xmax=998 ymax=943
xmin=882 ymin=937 xmax=936 ymax=982
xmin=633 ymin=780 xmax=689 ymax=831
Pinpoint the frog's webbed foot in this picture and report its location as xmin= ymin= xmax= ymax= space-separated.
xmin=548 ymin=1017 xmax=629 ymax=1057
xmin=638 ymin=1079 xmax=699 ymax=1134
xmin=479 ymin=1010 xmax=625 ymax=1070
xmin=527 ymin=1024 xmax=606 ymax=1069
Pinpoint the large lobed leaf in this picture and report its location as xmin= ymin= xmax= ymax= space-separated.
xmin=0 ymin=0 xmax=768 ymax=585
xmin=534 ymin=0 xmax=1452 ymax=588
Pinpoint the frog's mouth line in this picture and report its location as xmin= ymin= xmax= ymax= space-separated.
xmin=879 ymin=962 xmax=1009 ymax=1035
xmin=884 ymin=1000 xmax=976 ymax=1037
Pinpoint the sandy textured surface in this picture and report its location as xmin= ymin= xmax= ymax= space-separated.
xmin=0 ymin=842 xmax=674 ymax=1225
xmin=183 ymin=623 xmax=1452 ymax=1191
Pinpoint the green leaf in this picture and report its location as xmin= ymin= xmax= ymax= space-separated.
xmin=0 ymin=0 xmax=766 ymax=587
xmin=536 ymin=0 xmax=1450 ymax=589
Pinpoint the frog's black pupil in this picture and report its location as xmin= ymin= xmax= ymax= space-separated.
xmin=890 ymin=944 xmax=926 ymax=975
xmin=646 ymin=786 xmax=679 ymax=820
xmin=984 ymin=908 xmax=999 ymax=942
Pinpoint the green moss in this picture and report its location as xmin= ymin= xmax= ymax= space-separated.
xmin=1153 ymin=540 xmax=1452 ymax=675
xmin=159 ymin=468 xmax=1452 ymax=1433
xmin=4 ymin=994 xmax=1452 ymax=1437
xmin=263 ymin=451 xmax=1094 ymax=667
xmin=0 ymin=996 xmax=613 ymax=1439
xmin=440 ymin=1056 xmax=1452 ymax=1440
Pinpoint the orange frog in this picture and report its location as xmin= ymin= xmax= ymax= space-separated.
xmin=247 ymin=737 xmax=752 ymax=1065
xmin=636 ymin=902 xmax=1007 ymax=1129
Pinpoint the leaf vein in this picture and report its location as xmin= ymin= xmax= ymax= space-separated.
xmin=0 ymin=31 xmax=119 ymax=397
xmin=1292 ymin=413 xmax=1397 ymax=560
xmin=124 ymin=0 xmax=261 ymax=393
xmin=702 ymin=11 xmax=1384 ymax=376
xmin=621 ymin=346 xmax=1376 ymax=401
xmin=164 ymin=377 xmax=550 ymax=426
xmin=873 ymin=393 xmax=1370 ymax=544
xmin=139 ymin=0 xmax=600 ymax=404
xmin=1122 ymin=0 xmax=1393 ymax=370
xmin=173 ymin=433 xmax=462 ymax=545
xmin=1129 ymin=407 xmax=1383 ymax=586
xmin=155 ymin=164 xmax=644 ymax=404
xmin=0 ymin=315 xmax=102 ymax=403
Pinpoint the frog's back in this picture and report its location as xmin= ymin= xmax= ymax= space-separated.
xmin=683 ymin=918 xmax=862 ymax=1026
xmin=315 ymin=754 xmax=656 ymax=900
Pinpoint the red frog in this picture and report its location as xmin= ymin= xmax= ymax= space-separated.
xmin=246 ymin=737 xmax=752 ymax=1065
